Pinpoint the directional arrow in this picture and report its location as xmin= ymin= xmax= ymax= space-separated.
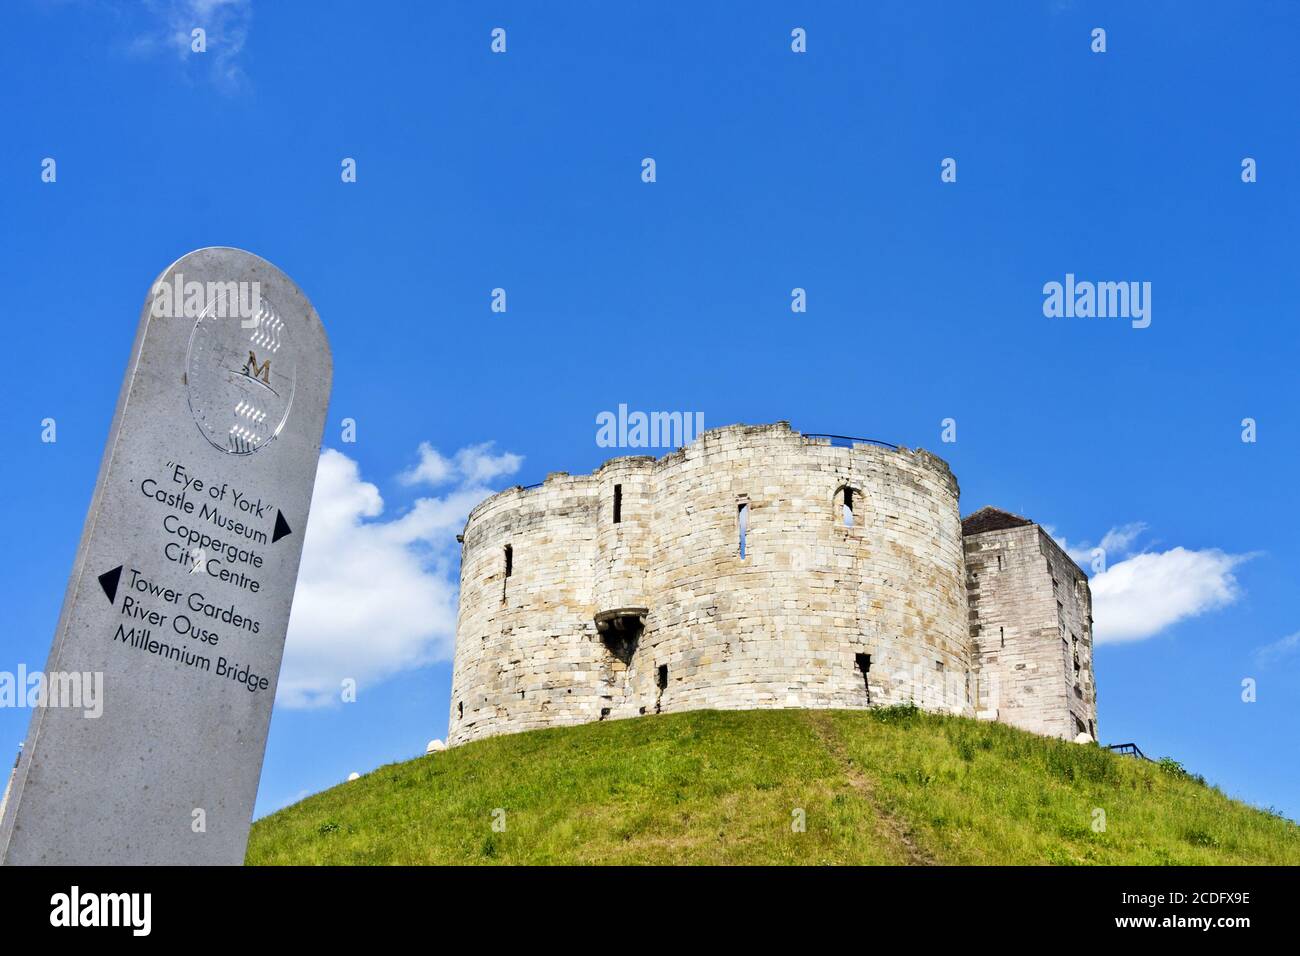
xmin=272 ymin=509 xmax=292 ymax=544
xmin=98 ymin=565 xmax=122 ymax=604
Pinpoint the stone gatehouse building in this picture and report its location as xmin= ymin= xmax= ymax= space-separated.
xmin=448 ymin=422 xmax=1096 ymax=746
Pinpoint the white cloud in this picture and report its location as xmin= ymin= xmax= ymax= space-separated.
xmin=398 ymin=441 xmax=523 ymax=488
xmin=130 ymin=0 xmax=252 ymax=91
xmin=278 ymin=442 xmax=522 ymax=708
xmin=1051 ymin=522 xmax=1253 ymax=644
xmin=1052 ymin=521 xmax=1147 ymax=567
xmin=1254 ymin=631 xmax=1300 ymax=665
xmin=1098 ymin=522 xmax=1147 ymax=557
xmin=1091 ymin=547 xmax=1251 ymax=644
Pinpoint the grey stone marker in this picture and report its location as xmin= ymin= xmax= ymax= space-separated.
xmin=0 ymin=248 xmax=331 ymax=865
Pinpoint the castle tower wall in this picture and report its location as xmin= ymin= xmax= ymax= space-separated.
xmin=592 ymin=458 xmax=654 ymax=617
xmin=449 ymin=423 xmax=972 ymax=746
xmin=963 ymin=515 xmax=1097 ymax=741
xmin=450 ymin=474 xmax=602 ymax=741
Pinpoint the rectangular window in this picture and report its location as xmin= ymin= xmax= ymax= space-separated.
xmin=613 ymin=484 xmax=622 ymax=524
xmin=504 ymin=544 xmax=513 ymax=577
xmin=1000 ymin=626 xmax=1005 ymax=648
xmin=843 ymin=487 xmax=854 ymax=527
xmin=738 ymin=502 xmax=749 ymax=559
xmin=657 ymin=664 xmax=668 ymax=690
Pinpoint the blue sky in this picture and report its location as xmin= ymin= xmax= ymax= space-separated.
xmin=1 ymin=1 xmax=1297 ymax=822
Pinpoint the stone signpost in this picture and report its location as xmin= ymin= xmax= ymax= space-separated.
xmin=0 ymin=248 xmax=331 ymax=865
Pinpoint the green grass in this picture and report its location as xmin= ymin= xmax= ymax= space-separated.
xmin=247 ymin=708 xmax=1300 ymax=865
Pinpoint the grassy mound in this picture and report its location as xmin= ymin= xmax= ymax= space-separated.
xmin=247 ymin=707 xmax=1299 ymax=865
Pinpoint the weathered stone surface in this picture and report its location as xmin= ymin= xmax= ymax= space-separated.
xmin=963 ymin=508 xmax=1098 ymax=740
xmin=449 ymin=426 xmax=1097 ymax=748
xmin=0 ymin=248 xmax=331 ymax=865
xmin=448 ymin=423 xmax=993 ymax=745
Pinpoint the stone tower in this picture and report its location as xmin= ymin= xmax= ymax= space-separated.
xmin=962 ymin=507 xmax=1097 ymax=740
xmin=447 ymin=423 xmax=1097 ymax=747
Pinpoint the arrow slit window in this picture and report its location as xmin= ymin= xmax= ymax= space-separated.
xmin=502 ymin=544 xmax=513 ymax=603
xmin=737 ymin=501 xmax=750 ymax=559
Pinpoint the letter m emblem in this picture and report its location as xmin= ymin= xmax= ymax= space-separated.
xmin=243 ymin=350 xmax=271 ymax=384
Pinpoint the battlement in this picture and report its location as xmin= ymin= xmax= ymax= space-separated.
xmin=460 ymin=422 xmax=956 ymax=530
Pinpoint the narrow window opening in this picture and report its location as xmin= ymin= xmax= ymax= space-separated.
xmin=854 ymin=652 xmax=872 ymax=704
xmin=655 ymin=662 xmax=669 ymax=714
xmin=501 ymin=544 xmax=513 ymax=603
xmin=835 ymin=486 xmax=860 ymax=528
xmin=996 ymin=553 xmax=1003 ymax=571
xmin=1000 ymin=626 xmax=1005 ymax=648
xmin=457 ymin=701 xmax=463 ymax=719
xmin=613 ymin=484 xmax=622 ymax=524
xmin=738 ymin=502 xmax=749 ymax=559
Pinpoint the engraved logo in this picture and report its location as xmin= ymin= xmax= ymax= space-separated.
xmin=243 ymin=350 xmax=271 ymax=385
xmin=186 ymin=292 xmax=296 ymax=456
